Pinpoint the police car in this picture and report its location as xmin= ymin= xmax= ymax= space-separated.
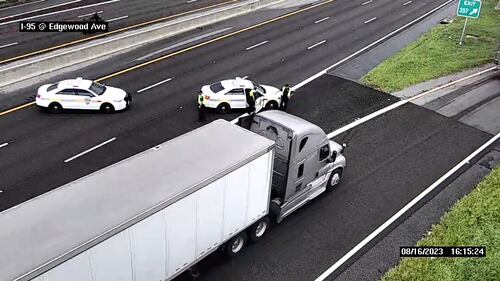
xmin=36 ymin=78 xmax=131 ymax=113
xmin=200 ymin=77 xmax=282 ymax=113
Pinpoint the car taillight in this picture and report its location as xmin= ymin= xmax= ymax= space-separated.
xmin=204 ymin=95 xmax=210 ymax=100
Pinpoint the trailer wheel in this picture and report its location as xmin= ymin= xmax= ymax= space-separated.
xmin=225 ymin=232 xmax=247 ymax=257
xmin=326 ymin=168 xmax=343 ymax=191
xmin=248 ymin=217 xmax=270 ymax=243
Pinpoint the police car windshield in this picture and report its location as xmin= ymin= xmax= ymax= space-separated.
xmin=251 ymin=81 xmax=266 ymax=94
xmin=90 ymin=82 xmax=106 ymax=95
xmin=210 ymin=82 xmax=224 ymax=93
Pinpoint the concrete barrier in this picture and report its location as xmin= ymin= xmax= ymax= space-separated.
xmin=0 ymin=0 xmax=283 ymax=87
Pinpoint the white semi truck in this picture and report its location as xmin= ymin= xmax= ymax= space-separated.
xmin=0 ymin=111 xmax=346 ymax=281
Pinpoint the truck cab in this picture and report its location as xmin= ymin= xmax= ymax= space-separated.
xmin=238 ymin=110 xmax=346 ymax=222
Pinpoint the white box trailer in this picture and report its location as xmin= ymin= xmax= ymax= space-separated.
xmin=0 ymin=120 xmax=275 ymax=281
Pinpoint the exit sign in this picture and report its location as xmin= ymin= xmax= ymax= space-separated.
xmin=457 ymin=0 xmax=482 ymax=19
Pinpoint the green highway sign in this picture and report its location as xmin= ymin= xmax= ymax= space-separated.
xmin=457 ymin=0 xmax=482 ymax=19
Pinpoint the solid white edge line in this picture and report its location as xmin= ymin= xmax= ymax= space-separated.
xmin=107 ymin=15 xmax=128 ymax=22
xmin=327 ymin=66 xmax=497 ymax=138
xmin=364 ymin=17 xmax=377 ymax=24
xmin=187 ymin=0 xmax=198 ymax=3
xmin=403 ymin=1 xmax=413 ymax=6
xmin=78 ymin=10 xmax=103 ymax=18
xmin=315 ymin=132 xmax=500 ymax=281
xmin=242 ymin=75 xmax=249 ymax=79
xmin=0 ymin=142 xmax=8 ymax=148
xmin=0 ymin=0 xmax=120 ymax=26
xmin=291 ymin=0 xmax=454 ymax=91
xmin=0 ymin=0 xmax=80 ymax=21
xmin=137 ymin=78 xmax=173 ymax=93
xmin=314 ymin=16 xmax=330 ymax=24
xmin=64 ymin=137 xmax=116 ymax=163
xmin=0 ymin=0 xmax=46 ymax=12
xmin=408 ymin=67 xmax=497 ymax=102
xmin=230 ymin=0 xmax=456 ymax=125
xmin=0 ymin=42 xmax=18 ymax=49
xmin=361 ymin=0 xmax=373 ymax=6
xmin=245 ymin=40 xmax=269 ymax=50
xmin=307 ymin=40 xmax=326 ymax=50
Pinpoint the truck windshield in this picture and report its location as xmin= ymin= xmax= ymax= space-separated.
xmin=89 ymin=82 xmax=106 ymax=95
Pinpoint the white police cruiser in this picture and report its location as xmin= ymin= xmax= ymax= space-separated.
xmin=200 ymin=77 xmax=282 ymax=113
xmin=36 ymin=77 xmax=131 ymax=113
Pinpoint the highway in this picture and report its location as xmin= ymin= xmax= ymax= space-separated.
xmin=0 ymin=0 xmax=455 ymax=210
xmin=0 ymin=0 xmax=230 ymax=62
xmin=1 ymin=0 xmax=497 ymax=280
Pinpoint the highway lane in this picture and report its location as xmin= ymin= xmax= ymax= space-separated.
xmin=0 ymin=0 xmax=230 ymax=62
xmin=0 ymin=0 xmax=454 ymax=210
xmin=172 ymin=75 xmax=493 ymax=281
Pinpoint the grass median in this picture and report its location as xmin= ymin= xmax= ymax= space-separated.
xmin=362 ymin=0 xmax=500 ymax=93
xmin=382 ymin=167 xmax=500 ymax=281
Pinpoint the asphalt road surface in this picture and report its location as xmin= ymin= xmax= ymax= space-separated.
xmin=0 ymin=0 xmax=229 ymax=62
xmin=2 ymin=0 xmax=492 ymax=280
xmin=172 ymin=74 xmax=493 ymax=281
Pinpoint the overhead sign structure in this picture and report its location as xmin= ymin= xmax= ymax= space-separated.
xmin=457 ymin=0 xmax=482 ymax=19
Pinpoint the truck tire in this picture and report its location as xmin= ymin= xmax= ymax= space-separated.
xmin=326 ymin=168 xmax=342 ymax=191
xmin=248 ymin=216 xmax=270 ymax=243
xmin=225 ymin=232 xmax=247 ymax=257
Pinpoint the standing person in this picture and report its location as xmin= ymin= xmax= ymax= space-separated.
xmin=280 ymin=84 xmax=292 ymax=110
xmin=197 ymin=93 xmax=206 ymax=122
xmin=246 ymin=89 xmax=256 ymax=114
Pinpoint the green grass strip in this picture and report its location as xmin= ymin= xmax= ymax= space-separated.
xmin=362 ymin=0 xmax=500 ymax=93
xmin=382 ymin=166 xmax=500 ymax=281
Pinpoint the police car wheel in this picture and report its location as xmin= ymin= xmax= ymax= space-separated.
xmin=265 ymin=101 xmax=279 ymax=110
xmin=100 ymin=103 xmax=115 ymax=113
xmin=48 ymin=102 xmax=62 ymax=113
xmin=217 ymin=103 xmax=230 ymax=114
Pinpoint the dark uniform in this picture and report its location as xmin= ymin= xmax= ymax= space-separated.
xmin=246 ymin=89 xmax=256 ymax=114
xmin=281 ymin=84 xmax=292 ymax=110
xmin=197 ymin=94 xmax=206 ymax=122
xmin=90 ymin=12 xmax=103 ymax=22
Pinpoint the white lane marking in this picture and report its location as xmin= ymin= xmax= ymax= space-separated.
xmin=315 ymin=132 xmax=500 ymax=281
xmin=0 ymin=0 xmax=120 ymax=26
xmin=0 ymin=0 xmax=80 ymax=20
xmin=137 ymin=78 xmax=173 ymax=93
xmin=64 ymin=137 xmax=116 ymax=163
xmin=0 ymin=142 xmax=8 ymax=148
xmin=326 ymin=66 xmax=497 ymax=138
xmin=403 ymin=0 xmax=413 ymax=6
xmin=364 ymin=17 xmax=377 ymax=24
xmin=292 ymin=0 xmax=454 ymax=91
xmin=314 ymin=16 xmax=330 ymax=24
xmin=0 ymin=0 xmax=46 ymax=12
xmin=230 ymin=0 xmax=456 ymax=126
xmin=361 ymin=0 xmax=373 ymax=5
xmin=78 ymin=10 xmax=103 ymax=18
xmin=245 ymin=40 xmax=269 ymax=50
xmin=107 ymin=15 xmax=128 ymax=22
xmin=242 ymin=75 xmax=249 ymax=79
xmin=307 ymin=40 xmax=326 ymax=50
xmin=135 ymin=27 xmax=233 ymax=61
xmin=187 ymin=0 xmax=198 ymax=3
xmin=0 ymin=42 xmax=18 ymax=49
